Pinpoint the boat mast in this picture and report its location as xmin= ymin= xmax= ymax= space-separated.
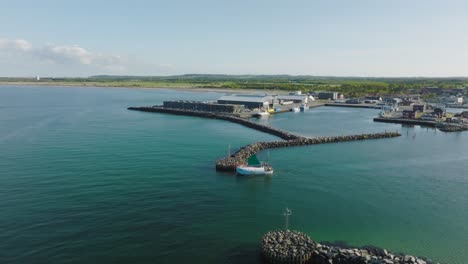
xmin=284 ymin=208 xmax=292 ymax=231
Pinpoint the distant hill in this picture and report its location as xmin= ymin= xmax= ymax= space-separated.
xmin=2 ymin=75 xmax=467 ymax=97
xmin=88 ymin=74 xmax=468 ymax=82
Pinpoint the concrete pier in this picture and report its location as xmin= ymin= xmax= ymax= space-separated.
xmin=373 ymin=117 xmax=437 ymax=127
xmin=325 ymin=103 xmax=382 ymax=109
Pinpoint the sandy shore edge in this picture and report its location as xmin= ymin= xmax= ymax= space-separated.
xmin=0 ymin=82 xmax=286 ymax=95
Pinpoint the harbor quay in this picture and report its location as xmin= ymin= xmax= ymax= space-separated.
xmin=374 ymin=117 xmax=468 ymax=132
xmin=324 ymin=103 xmax=383 ymax=109
xmin=373 ymin=117 xmax=436 ymax=127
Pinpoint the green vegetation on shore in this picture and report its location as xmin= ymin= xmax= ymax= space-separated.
xmin=2 ymin=74 xmax=467 ymax=96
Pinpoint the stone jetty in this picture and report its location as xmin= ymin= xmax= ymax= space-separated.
xmin=373 ymin=117 xmax=437 ymax=127
xmin=215 ymin=132 xmax=400 ymax=171
xmin=262 ymin=230 xmax=440 ymax=264
xmin=374 ymin=117 xmax=468 ymax=132
xmin=435 ymin=122 xmax=468 ymax=132
xmin=128 ymin=106 xmax=401 ymax=172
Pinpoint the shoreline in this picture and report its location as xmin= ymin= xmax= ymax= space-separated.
xmin=0 ymin=81 xmax=288 ymax=95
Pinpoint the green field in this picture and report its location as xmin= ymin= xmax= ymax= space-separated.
xmin=1 ymin=74 xmax=467 ymax=96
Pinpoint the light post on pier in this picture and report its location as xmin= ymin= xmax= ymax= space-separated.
xmin=284 ymin=208 xmax=292 ymax=231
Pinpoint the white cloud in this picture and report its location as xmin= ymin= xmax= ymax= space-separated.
xmin=0 ymin=38 xmax=32 ymax=51
xmin=0 ymin=37 xmax=177 ymax=76
xmin=45 ymin=44 xmax=94 ymax=64
xmin=35 ymin=43 xmax=125 ymax=71
xmin=0 ymin=38 xmax=128 ymax=73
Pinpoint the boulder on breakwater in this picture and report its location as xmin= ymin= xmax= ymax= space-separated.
xmin=262 ymin=230 xmax=315 ymax=264
xmin=262 ymin=230 xmax=439 ymax=264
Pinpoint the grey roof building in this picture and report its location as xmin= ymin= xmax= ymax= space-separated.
xmin=217 ymin=95 xmax=275 ymax=109
xmin=276 ymin=95 xmax=308 ymax=103
xmin=317 ymin=92 xmax=338 ymax=100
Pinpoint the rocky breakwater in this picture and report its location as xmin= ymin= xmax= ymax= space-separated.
xmin=262 ymin=230 xmax=439 ymax=264
xmin=127 ymin=106 xmax=400 ymax=172
xmin=127 ymin=106 xmax=301 ymax=140
xmin=216 ymin=132 xmax=401 ymax=171
xmin=262 ymin=230 xmax=315 ymax=264
xmin=435 ymin=122 xmax=468 ymax=132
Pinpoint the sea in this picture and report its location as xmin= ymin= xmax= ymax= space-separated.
xmin=0 ymin=85 xmax=467 ymax=264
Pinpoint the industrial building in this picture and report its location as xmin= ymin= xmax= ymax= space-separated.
xmin=217 ymin=95 xmax=276 ymax=109
xmin=317 ymin=92 xmax=338 ymax=100
xmin=276 ymin=95 xmax=308 ymax=104
xmin=163 ymin=101 xmax=245 ymax=113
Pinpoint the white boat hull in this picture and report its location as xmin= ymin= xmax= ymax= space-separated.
xmin=236 ymin=165 xmax=274 ymax=175
xmin=254 ymin=112 xmax=270 ymax=117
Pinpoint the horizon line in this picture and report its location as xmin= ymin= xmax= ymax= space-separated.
xmin=2 ymin=74 xmax=468 ymax=79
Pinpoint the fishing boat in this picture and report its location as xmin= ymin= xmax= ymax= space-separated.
xmin=253 ymin=111 xmax=270 ymax=117
xmin=300 ymin=104 xmax=309 ymax=111
xmin=291 ymin=107 xmax=300 ymax=112
xmin=236 ymin=154 xmax=273 ymax=175
xmin=236 ymin=164 xmax=274 ymax=175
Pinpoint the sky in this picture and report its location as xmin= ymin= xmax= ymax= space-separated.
xmin=1 ymin=0 xmax=468 ymax=77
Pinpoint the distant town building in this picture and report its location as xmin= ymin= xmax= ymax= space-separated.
xmin=392 ymin=98 xmax=402 ymax=105
xmin=317 ymin=92 xmax=338 ymax=100
xmin=365 ymin=96 xmax=382 ymax=101
xmin=36 ymin=75 xmax=40 ymax=81
xmin=441 ymin=95 xmax=464 ymax=105
xmin=456 ymin=111 xmax=468 ymax=119
xmin=420 ymin=87 xmax=443 ymax=95
xmin=413 ymin=104 xmax=426 ymax=112
xmin=442 ymin=89 xmax=465 ymax=96
xmin=400 ymin=99 xmax=414 ymax=106
xmin=290 ymin=91 xmax=302 ymax=95
xmin=433 ymin=107 xmax=446 ymax=118
xmin=217 ymin=95 xmax=275 ymax=109
xmin=402 ymin=110 xmax=416 ymax=119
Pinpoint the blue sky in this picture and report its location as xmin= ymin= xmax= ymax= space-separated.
xmin=1 ymin=0 xmax=467 ymax=77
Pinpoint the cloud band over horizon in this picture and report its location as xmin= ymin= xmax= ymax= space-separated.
xmin=0 ymin=38 xmax=175 ymax=77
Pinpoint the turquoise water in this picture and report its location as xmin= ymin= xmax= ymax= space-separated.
xmin=0 ymin=86 xmax=467 ymax=264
